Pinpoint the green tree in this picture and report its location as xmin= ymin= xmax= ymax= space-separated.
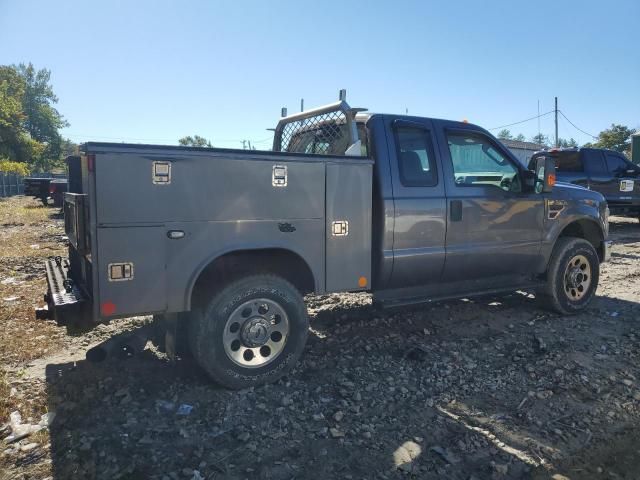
xmin=514 ymin=133 xmax=526 ymax=142
xmin=178 ymin=135 xmax=213 ymax=148
xmin=497 ymin=129 xmax=513 ymax=140
xmin=15 ymin=63 xmax=69 ymax=169
xmin=587 ymin=124 xmax=636 ymax=157
xmin=0 ymin=66 xmax=44 ymax=163
xmin=558 ymin=137 xmax=578 ymax=148
xmin=531 ymin=133 xmax=549 ymax=146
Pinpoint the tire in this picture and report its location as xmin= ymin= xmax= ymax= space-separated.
xmin=540 ymin=237 xmax=599 ymax=315
xmin=189 ymin=275 xmax=309 ymax=389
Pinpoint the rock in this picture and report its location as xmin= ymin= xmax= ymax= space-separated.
xmin=633 ymin=391 xmax=640 ymax=401
xmin=329 ymin=428 xmax=345 ymax=438
xmin=333 ymin=411 xmax=344 ymax=422
xmin=622 ymin=379 xmax=633 ymax=386
xmin=237 ymin=432 xmax=251 ymax=442
xmin=533 ymin=336 xmax=547 ymax=353
xmin=493 ymin=463 xmax=508 ymax=475
xmin=362 ymin=431 xmax=372 ymax=440
xmin=20 ymin=442 xmax=39 ymax=452
xmin=430 ymin=445 xmax=460 ymax=464
xmin=281 ymin=396 xmax=293 ymax=407
xmin=394 ymin=441 xmax=422 ymax=471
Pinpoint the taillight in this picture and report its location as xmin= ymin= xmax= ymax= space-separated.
xmin=87 ymin=154 xmax=95 ymax=172
xmin=49 ymin=184 xmax=56 ymax=194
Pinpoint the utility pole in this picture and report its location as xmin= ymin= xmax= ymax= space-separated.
xmin=555 ymin=96 xmax=559 ymax=147
xmin=300 ymin=98 xmax=304 ymax=112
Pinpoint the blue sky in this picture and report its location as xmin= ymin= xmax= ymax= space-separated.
xmin=1 ymin=0 xmax=638 ymax=148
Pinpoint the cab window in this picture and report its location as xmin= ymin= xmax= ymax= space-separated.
xmin=395 ymin=126 xmax=438 ymax=187
xmin=605 ymin=153 xmax=630 ymax=176
xmin=555 ymin=152 xmax=583 ymax=172
xmin=447 ymin=132 xmax=521 ymax=192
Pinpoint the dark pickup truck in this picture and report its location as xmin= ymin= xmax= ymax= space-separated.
xmin=532 ymin=148 xmax=640 ymax=220
xmin=23 ymin=176 xmax=68 ymax=207
xmin=40 ymin=93 xmax=612 ymax=389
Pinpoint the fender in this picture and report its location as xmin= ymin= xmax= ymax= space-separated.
xmin=540 ymin=196 xmax=606 ymax=269
xmin=184 ymin=242 xmax=320 ymax=311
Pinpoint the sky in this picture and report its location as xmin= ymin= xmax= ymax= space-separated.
xmin=1 ymin=0 xmax=639 ymax=149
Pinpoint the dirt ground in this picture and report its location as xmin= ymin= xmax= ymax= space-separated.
xmin=1 ymin=195 xmax=640 ymax=480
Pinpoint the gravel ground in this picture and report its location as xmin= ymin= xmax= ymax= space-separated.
xmin=1 ymin=195 xmax=640 ymax=480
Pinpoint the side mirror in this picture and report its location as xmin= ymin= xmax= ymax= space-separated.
xmin=534 ymin=155 xmax=556 ymax=193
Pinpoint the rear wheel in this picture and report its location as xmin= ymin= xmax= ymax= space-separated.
xmin=540 ymin=237 xmax=599 ymax=315
xmin=189 ymin=275 xmax=309 ymax=389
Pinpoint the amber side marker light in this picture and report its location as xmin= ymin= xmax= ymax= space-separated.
xmin=548 ymin=173 xmax=556 ymax=187
xmin=358 ymin=276 xmax=368 ymax=288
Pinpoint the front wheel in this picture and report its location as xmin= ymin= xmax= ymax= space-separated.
xmin=540 ymin=237 xmax=600 ymax=315
xmin=189 ymin=275 xmax=309 ymax=389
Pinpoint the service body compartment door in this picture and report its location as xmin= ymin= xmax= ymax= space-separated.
xmin=96 ymin=226 xmax=166 ymax=318
xmin=325 ymin=162 xmax=372 ymax=292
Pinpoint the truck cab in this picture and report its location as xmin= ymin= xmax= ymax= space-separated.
xmin=532 ymin=147 xmax=640 ymax=220
xmin=41 ymin=94 xmax=612 ymax=389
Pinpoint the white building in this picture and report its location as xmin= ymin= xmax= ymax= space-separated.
xmin=499 ymin=139 xmax=545 ymax=167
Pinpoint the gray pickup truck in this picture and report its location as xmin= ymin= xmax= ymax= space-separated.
xmin=41 ymin=94 xmax=612 ymax=388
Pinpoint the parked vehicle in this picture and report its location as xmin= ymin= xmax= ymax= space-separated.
xmin=23 ymin=176 xmax=68 ymax=207
xmin=531 ymin=148 xmax=640 ymax=221
xmin=39 ymin=94 xmax=612 ymax=389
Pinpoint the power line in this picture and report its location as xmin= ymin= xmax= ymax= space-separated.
xmin=558 ymin=110 xmax=598 ymax=139
xmin=488 ymin=110 xmax=555 ymax=131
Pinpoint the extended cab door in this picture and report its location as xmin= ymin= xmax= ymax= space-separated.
xmin=388 ymin=117 xmax=446 ymax=288
xmin=602 ymin=151 xmax=640 ymax=205
xmin=583 ymin=149 xmax=615 ymax=199
xmin=437 ymin=124 xmax=544 ymax=281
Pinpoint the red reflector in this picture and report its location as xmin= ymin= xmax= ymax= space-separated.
xmin=101 ymin=301 xmax=116 ymax=316
xmin=87 ymin=154 xmax=96 ymax=172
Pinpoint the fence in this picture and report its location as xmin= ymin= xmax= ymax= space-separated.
xmin=0 ymin=173 xmax=25 ymax=197
xmin=0 ymin=172 xmax=65 ymax=198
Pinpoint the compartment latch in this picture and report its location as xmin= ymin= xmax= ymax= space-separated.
xmin=272 ymin=165 xmax=287 ymax=187
xmin=331 ymin=220 xmax=349 ymax=236
xmin=153 ymin=161 xmax=172 ymax=185
xmin=108 ymin=262 xmax=134 ymax=282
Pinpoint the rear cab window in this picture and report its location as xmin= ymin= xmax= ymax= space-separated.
xmin=285 ymin=122 xmax=369 ymax=157
xmin=555 ymin=151 xmax=583 ymax=172
xmin=395 ymin=126 xmax=438 ymax=187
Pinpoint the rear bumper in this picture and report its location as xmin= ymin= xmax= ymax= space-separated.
xmin=602 ymin=240 xmax=613 ymax=263
xmin=39 ymin=257 xmax=92 ymax=329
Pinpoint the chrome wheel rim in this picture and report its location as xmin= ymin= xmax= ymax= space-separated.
xmin=563 ymin=254 xmax=591 ymax=301
xmin=223 ymin=298 xmax=289 ymax=368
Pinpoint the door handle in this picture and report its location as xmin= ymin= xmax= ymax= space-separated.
xmin=450 ymin=200 xmax=462 ymax=222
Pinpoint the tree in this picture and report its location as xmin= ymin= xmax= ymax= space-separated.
xmin=15 ymin=63 xmax=68 ymax=169
xmin=514 ymin=133 xmax=526 ymax=142
xmin=178 ymin=135 xmax=212 ymax=148
xmin=558 ymin=137 xmax=578 ymax=148
xmin=0 ymin=66 xmax=43 ymax=163
xmin=589 ymin=124 xmax=635 ymax=157
xmin=531 ymin=133 xmax=549 ymax=146
xmin=497 ymin=129 xmax=513 ymax=140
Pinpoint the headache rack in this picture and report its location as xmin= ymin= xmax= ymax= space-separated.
xmin=273 ymin=90 xmax=367 ymax=157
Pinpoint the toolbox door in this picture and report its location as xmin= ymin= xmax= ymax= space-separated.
xmin=96 ymin=226 xmax=166 ymax=318
xmin=325 ymin=162 xmax=373 ymax=292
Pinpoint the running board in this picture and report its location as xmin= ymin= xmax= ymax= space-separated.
xmin=374 ymin=282 xmax=544 ymax=310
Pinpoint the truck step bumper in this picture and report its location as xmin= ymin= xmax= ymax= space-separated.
xmin=40 ymin=256 xmax=91 ymax=328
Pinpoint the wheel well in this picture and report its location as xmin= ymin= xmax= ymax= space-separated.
xmin=558 ymin=220 xmax=604 ymax=260
xmin=190 ymin=249 xmax=316 ymax=308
